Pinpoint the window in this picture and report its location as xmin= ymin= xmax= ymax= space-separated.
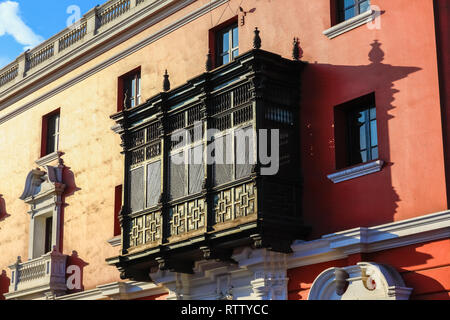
xmin=337 ymin=0 xmax=371 ymax=23
xmin=347 ymin=104 xmax=378 ymax=166
xmin=118 ymin=68 xmax=141 ymax=111
xmin=44 ymin=216 xmax=53 ymax=254
xmin=215 ymin=22 xmax=239 ymax=67
xmin=20 ymin=165 xmax=65 ymax=259
xmin=114 ymin=185 xmax=122 ymax=237
xmin=41 ymin=110 xmax=60 ymax=157
xmin=30 ymin=212 xmax=54 ymax=258
xmin=334 ymin=93 xmax=378 ymax=169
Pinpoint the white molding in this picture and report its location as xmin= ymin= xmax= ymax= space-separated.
xmin=323 ymin=9 xmax=375 ymax=39
xmin=35 ymin=151 xmax=63 ymax=167
xmin=327 ymin=160 xmax=384 ymax=183
xmin=107 ymin=236 xmax=121 ymax=247
xmin=288 ymin=210 xmax=450 ymax=269
xmin=0 ymin=0 xmax=228 ymax=125
xmin=56 ymin=281 xmax=166 ymax=300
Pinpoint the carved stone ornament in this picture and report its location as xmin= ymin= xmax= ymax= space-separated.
xmin=308 ymin=262 xmax=413 ymax=300
xmin=20 ymin=165 xmax=65 ymax=201
xmin=19 ymin=165 xmax=66 ymax=259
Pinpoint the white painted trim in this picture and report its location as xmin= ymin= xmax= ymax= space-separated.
xmin=107 ymin=236 xmax=121 ymax=247
xmin=327 ymin=160 xmax=384 ymax=183
xmin=56 ymin=281 xmax=167 ymax=300
xmin=288 ymin=210 xmax=450 ymax=269
xmin=35 ymin=151 xmax=63 ymax=167
xmin=323 ymin=9 xmax=375 ymax=39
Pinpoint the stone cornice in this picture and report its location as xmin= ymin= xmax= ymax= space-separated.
xmin=0 ymin=0 xmax=229 ymax=125
xmin=0 ymin=0 xmax=181 ymax=99
xmin=327 ymin=160 xmax=384 ymax=183
xmin=289 ymin=210 xmax=450 ymax=268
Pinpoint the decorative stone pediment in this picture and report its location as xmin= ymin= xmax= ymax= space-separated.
xmin=19 ymin=164 xmax=66 ymax=259
xmin=308 ymin=262 xmax=413 ymax=300
xmin=20 ymin=165 xmax=65 ymax=204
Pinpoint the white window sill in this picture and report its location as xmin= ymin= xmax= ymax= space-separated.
xmin=323 ymin=9 xmax=375 ymax=39
xmin=327 ymin=160 xmax=384 ymax=183
xmin=107 ymin=236 xmax=121 ymax=247
xmin=35 ymin=151 xmax=63 ymax=167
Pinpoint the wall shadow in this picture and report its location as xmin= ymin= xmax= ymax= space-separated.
xmin=63 ymin=166 xmax=81 ymax=198
xmin=366 ymin=240 xmax=449 ymax=300
xmin=0 ymin=270 xmax=10 ymax=300
xmin=0 ymin=194 xmax=10 ymax=221
xmin=300 ymin=40 xmax=421 ymax=238
xmin=288 ymin=236 xmax=448 ymax=300
xmin=60 ymin=165 xmax=81 ymax=253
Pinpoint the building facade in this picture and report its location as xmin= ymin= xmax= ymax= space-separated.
xmin=0 ymin=0 xmax=449 ymax=300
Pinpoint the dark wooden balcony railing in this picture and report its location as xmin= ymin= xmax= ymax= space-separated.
xmin=107 ymin=48 xmax=308 ymax=281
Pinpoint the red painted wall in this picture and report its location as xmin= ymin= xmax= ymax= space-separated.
xmin=297 ymin=0 xmax=446 ymax=237
xmin=288 ymin=239 xmax=450 ymax=300
xmin=233 ymin=0 xmax=448 ymax=238
xmin=0 ymin=270 xmax=9 ymax=300
xmin=434 ymin=0 xmax=450 ymax=207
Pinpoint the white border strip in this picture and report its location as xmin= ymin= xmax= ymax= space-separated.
xmin=323 ymin=9 xmax=375 ymax=39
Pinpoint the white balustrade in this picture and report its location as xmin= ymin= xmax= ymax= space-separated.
xmin=7 ymin=248 xmax=68 ymax=299
xmin=0 ymin=0 xmax=154 ymax=90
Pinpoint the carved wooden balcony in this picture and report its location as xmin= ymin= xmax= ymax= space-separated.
xmin=107 ymin=49 xmax=308 ymax=280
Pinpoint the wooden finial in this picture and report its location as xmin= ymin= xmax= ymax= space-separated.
xmin=253 ymin=27 xmax=261 ymax=49
xmin=292 ymin=37 xmax=301 ymax=60
xmin=206 ymin=50 xmax=213 ymax=72
xmin=163 ymin=70 xmax=170 ymax=92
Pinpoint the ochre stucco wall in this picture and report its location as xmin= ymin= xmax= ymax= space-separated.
xmin=0 ymin=0 xmax=446 ymax=292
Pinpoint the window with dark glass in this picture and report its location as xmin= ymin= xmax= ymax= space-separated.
xmin=337 ymin=0 xmax=371 ymax=23
xmin=44 ymin=216 xmax=53 ymax=254
xmin=347 ymin=105 xmax=378 ymax=165
xmin=42 ymin=110 xmax=60 ymax=157
xmin=123 ymin=71 xmax=141 ymax=110
xmin=216 ymin=23 xmax=239 ymax=67
xmin=334 ymin=93 xmax=378 ymax=169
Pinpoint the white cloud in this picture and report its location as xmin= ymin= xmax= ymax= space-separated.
xmin=0 ymin=1 xmax=44 ymax=51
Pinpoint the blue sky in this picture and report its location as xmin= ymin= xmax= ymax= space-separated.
xmin=0 ymin=0 xmax=101 ymax=68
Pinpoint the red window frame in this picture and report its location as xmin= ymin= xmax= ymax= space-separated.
xmin=117 ymin=67 xmax=141 ymax=112
xmin=114 ymin=185 xmax=123 ymax=237
xmin=208 ymin=16 xmax=238 ymax=70
xmin=41 ymin=109 xmax=60 ymax=158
